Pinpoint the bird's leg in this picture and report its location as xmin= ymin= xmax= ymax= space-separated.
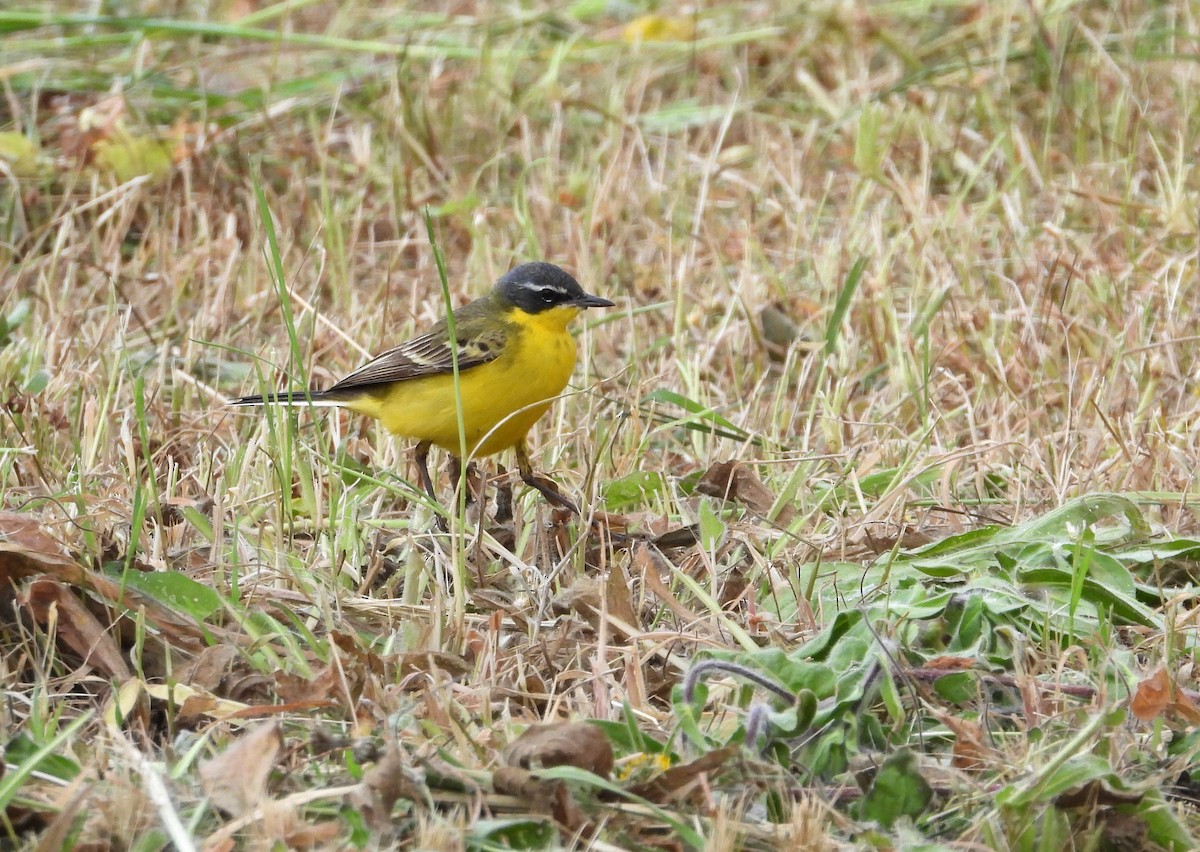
xmin=414 ymin=441 xmax=438 ymax=503
xmin=515 ymin=441 xmax=579 ymax=515
xmin=494 ymin=462 xmax=514 ymax=522
xmin=446 ymin=456 xmax=483 ymax=508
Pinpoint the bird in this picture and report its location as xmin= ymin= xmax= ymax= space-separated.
xmin=231 ymin=262 xmax=614 ymax=515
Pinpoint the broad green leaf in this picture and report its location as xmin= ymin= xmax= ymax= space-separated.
xmin=602 ymin=470 xmax=667 ymax=510
xmin=698 ymin=498 xmax=725 ymax=552
xmin=466 ymin=817 xmax=556 ymax=849
xmin=108 ymin=567 xmax=223 ymax=621
xmin=859 ymin=749 xmax=933 ymax=828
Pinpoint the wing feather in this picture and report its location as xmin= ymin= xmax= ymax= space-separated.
xmin=322 ymin=321 xmax=508 ymax=396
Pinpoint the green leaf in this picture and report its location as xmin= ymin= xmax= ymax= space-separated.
xmin=0 ymin=714 xmax=92 ymax=812
xmin=1017 ymin=567 xmax=1156 ymax=627
xmin=1136 ymin=787 xmax=1199 ymax=850
xmin=932 ymin=671 xmax=977 ymax=704
xmin=466 ymin=817 xmax=556 ymax=849
xmin=107 ymin=567 xmax=223 ymax=621
xmin=642 ymin=388 xmax=750 ymax=440
xmin=4 ymin=732 xmax=82 ymax=782
xmin=698 ymin=498 xmax=725 ymax=552
xmin=824 ymin=256 xmax=867 ymax=355
xmin=859 ymin=748 xmax=932 ymax=828
xmin=23 ymin=370 xmax=50 ymax=394
xmin=602 ymin=470 xmax=667 ymax=510
xmin=535 ymin=765 xmax=706 ymax=849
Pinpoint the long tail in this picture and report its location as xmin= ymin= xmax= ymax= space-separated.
xmin=229 ymin=390 xmax=348 ymax=407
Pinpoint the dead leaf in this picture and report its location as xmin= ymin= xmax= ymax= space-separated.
xmin=1054 ymin=778 xmax=1144 ymax=808
xmin=275 ymin=665 xmax=341 ymax=705
xmin=696 ymin=461 xmax=794 ymax=522
xmin=347 ymin=741 xmax=426 ymax=831
xmin=1131 ymin=667 xmax=1200 ymax=724
xmin=0 ymin=512 xmax=86 ymax=590
xmin=605 ymin=563 xmax=640 ymax=636
xmin=179 ymin=644 xmax=240 ymax=691
xmin=18 ymin=578 xmax=131 ymax=680
xmin=199 ymin=723 xmax=282 ymax=816
xmin=502 ymin=721 xmax=614 ymax=778
xmin=924 ymin=656 xmax=977 ymax=671
xmin=928 ymin=709 xmax=996 ymax=772
xmin=1131 ymin=667 xmax=1173 ymax=722
xmin=628 ymin=746 xmax=737 ymax=803
xmin=492 ymin=767 xmax=588 ymax=834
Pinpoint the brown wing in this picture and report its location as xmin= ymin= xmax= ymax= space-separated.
xmin=321 ymin=320 xmax=508 ymax=397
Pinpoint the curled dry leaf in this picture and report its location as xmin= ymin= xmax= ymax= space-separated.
xmin=492 ymin=767 xmax=587 ymax=834
xmin=552 ymin=570 xmax=639 ymax=643
xmin=0 ymin=512 xmax=86 ymax=589
xmin=18 ymin=577 xmax=131 ymax=680
xmin=199 ymin=723 xmax=283 ymax=817
xmin=179 ymin=643 xmax=240 ymax=691
xmin=1130 ymin=667 xmax=1200 ymax=724
xmin=927 ymin=708 xmax=997 ymax=773
xmin=347 ymin=741 xmax=427 ymax=832
xmin=696 ymin=460 xmax=795 ymax=523
xmin=502 ymin=721 xmax=615 ymax=778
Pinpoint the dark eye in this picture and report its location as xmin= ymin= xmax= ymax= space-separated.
xmin=539 ymin=288 xmax=558 ymax=303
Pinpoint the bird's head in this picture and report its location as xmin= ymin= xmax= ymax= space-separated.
xmin=496 ymin=263 xmax=615 ymax=322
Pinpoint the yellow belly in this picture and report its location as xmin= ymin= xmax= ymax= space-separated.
xmin=347 ymin=326 xmax=577 ymax=458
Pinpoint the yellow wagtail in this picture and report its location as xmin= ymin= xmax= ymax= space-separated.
xmin=232 ymin=262 xmax=614 ymax=513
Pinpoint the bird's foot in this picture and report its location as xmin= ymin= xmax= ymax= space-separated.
xmin=523 ymin=474 xmax=579 ymax=515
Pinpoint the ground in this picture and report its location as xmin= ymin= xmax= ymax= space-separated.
xmin=2 ymin=2 xmax=1200 ymax=849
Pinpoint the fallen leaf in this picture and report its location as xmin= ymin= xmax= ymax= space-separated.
xmin=605 ymin=563 xmax=640 ymax=637
xmin=0 ymin=512 xmax=86 ymax=589
xmin=199 ymin=723 xmax=283 ymax=816
xmin=347 ymin=741 xmax=426 ymax=832
xmin=502 ymin=721 xmax=614 ymax=778
xmin=492 ymin=767 xmax=588 ymax=834
xmin=179 ymin=643 xmax=240 ymax=691
xmin=696 ymin=460 xmax=794 ymax=522
xmin=1054 ymin=778 xmax=1144 ymax=808
xmin=18 ymin=578 xmax=131 ymax=680
xmin=924 ymin=656 xmax=977 ymax=671
xmin=1131 ymin=667 xmax=1200 ymax=724
xmin=628 ymin=746 xmax=737 ymax=803
xmin=928 ymin=709 xmax=996 ymax=773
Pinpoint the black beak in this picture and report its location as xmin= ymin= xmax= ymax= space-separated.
xmin=574 ymin=293 xmax=616 ymax=309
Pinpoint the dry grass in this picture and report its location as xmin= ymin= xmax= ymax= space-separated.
xmin=4 ymin=0 xmax=1200 ymax=848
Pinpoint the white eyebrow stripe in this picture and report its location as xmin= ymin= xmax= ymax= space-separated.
xmin=518 ymin=281 xmax=570 ymax=294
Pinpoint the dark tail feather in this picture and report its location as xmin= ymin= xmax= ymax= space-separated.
xmin=229 ymin=390 xmax=342 ymax=407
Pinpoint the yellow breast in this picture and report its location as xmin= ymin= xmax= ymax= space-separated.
xmin=350 ymin=305 xmax=581 ymax=459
